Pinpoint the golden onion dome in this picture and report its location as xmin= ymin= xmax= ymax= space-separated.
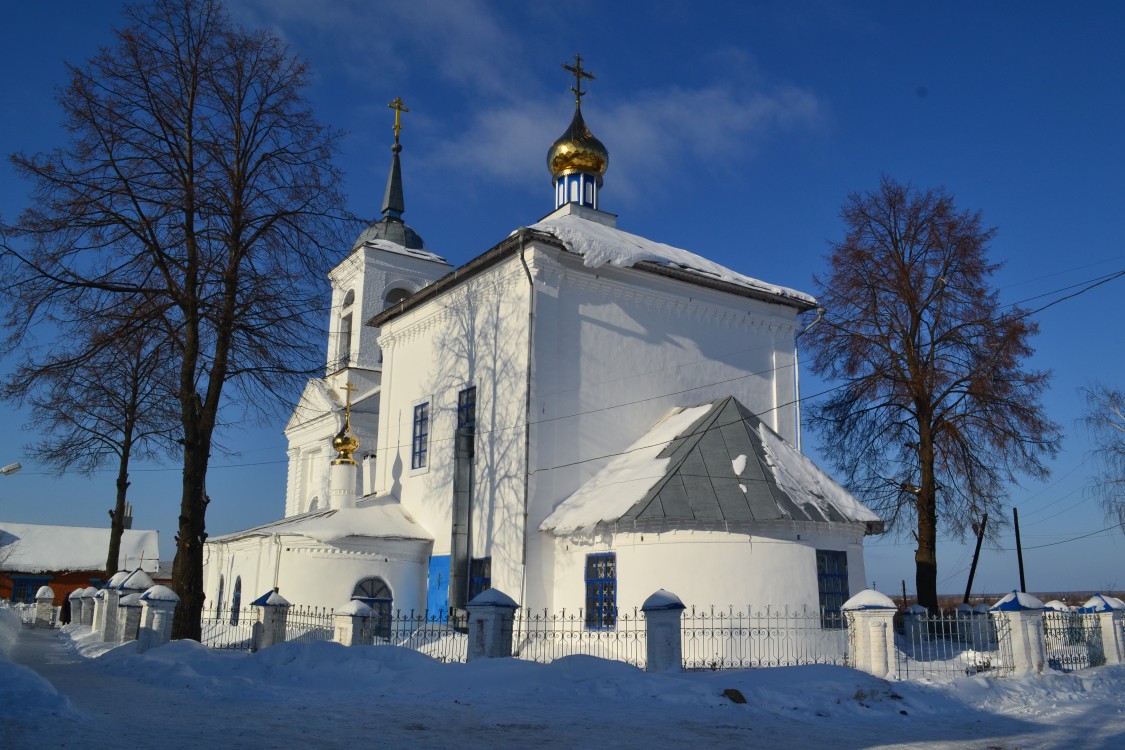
xmin=547 ymin=107 xmax=608 ymax=180
xmin=332 ymin=424 xmax=360 ymax=464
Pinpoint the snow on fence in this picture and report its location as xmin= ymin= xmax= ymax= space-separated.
xmin=681 ymin=605 xmax=849 ymax=670
xmin=512 ymin=608 xmax=647 ymax=668
xmin=895 ymin=609 xmax=1014 ymax=680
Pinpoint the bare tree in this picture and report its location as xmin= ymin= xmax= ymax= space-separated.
xmin=4 ymin=322 xmax=179 ymax=578
xmin=1 ymin=0 xmax=349 ymax=638
xmin=804 ymin=177 xmax=1061 ymax=610
xmin=1080 ymin=384 xmax=1125 ymax=528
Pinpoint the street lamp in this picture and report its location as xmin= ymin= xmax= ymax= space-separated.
xmin=0 ymin=462 xmax=21 ymax=476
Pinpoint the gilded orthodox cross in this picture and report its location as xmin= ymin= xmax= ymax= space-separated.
xmin=341 ymin=380 xmax=358 ymax=423
xmin=388 ymin=97 xmax=409 ymax=146
xmin=562 ymin=55 xmax=595 ymax=106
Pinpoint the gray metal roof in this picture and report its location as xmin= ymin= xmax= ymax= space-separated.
xmin=543 ymin=396 xmax=883 ymax=535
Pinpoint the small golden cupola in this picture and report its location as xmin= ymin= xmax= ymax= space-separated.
xmin=548 ymin=55 xmax=608 ymax=210
xmin=332 ymin=381 xmax=360 ymax=465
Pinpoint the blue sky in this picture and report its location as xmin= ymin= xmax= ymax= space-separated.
xmin=1 ymin=1 xmax=1123 ymax=597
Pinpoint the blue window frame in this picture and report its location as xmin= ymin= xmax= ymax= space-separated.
xmin=352 ymin=577 xmax=393 ymax=640
xmin=411 ymin=402 xmax=430 ymax=470
xmin=468 ymin=557 xmax=491 ymax=602
xmin=584 ymin=553 xmax=616 ymax=629
xmin=457 ymin=386 xmax=476 ymax=431
xmin=816 ymin=549 xmax=849 ymax=628
xmin=10 ymin=576 xmax=51 ymax=604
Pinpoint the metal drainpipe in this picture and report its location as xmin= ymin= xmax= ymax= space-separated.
xmin=517 ymin=228 xmax=535 ymax=607
xmin=272 ymin=533 xmax=282 ymax=591
xmin=793 ymin=306 xmax=825 ymax=452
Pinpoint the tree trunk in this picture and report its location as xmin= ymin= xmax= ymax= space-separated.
xmin=170 ymin=430 xmax=210 ymax=641
xmin=915 ymin=423 xmax=939 ymax=612
xmin=105 ymin=449 xmax=131 ymax=579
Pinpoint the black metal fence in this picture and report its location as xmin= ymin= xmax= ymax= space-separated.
xmin=512 ymin=608 xmax=647 ymax=668
xmin=201 ymin=604 xmax=255 ymax=651
xmin=1043 ymin=610 xmax=1105 ymax=672
xmin=681 ymin=605 xmax=849 ymax=670
xmin=896 ymin=610 xmax=1013 ymax=679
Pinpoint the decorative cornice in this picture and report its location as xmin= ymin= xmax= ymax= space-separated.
xmin=378 ymin=267 xmax=528 ymax=352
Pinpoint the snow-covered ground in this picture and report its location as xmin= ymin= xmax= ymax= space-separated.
xmin=4 ymin=617 xmax=1125 ymax=749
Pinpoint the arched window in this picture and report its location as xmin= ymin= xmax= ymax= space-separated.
xmin=307 ymin=496 xmax=319 ymax=513
xmin=216 ymin=575 xmax=225 ymax=616
xmin=352 ymin=576 xmax=393 ymax=639
xmin=230 ymin=576 xmax=242 ymax=626
xmin=383 ymin=287 xmax=412 ymax=310
xmin=342 ymin=288 xmax=355 ymax=308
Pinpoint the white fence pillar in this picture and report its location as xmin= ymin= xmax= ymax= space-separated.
xmin=115 ymin=593 xmax=144 ymax=645
xmin=466 ymin=588 xmax=518 ymax=661
xmin=1095 ymin=610 xmax=1125 ymax=666
xmin=66 ymin=589 xmax=83 ymax=626
xmin=138 ymin=585 xmax=180 ymax=652
xmin=33 ymin=586 xmax=55 ymax=629
xmin=79 ymin=587 xmax=97 ymax=627
xmin=251 ymin=590 xmax=291 ymax=652
xmin=333 ymin=600 xmax=374 ymax=647
xmin=842 ymin=590 xmax=898 ymax=679
xmin=990 ymin=591 xmax=1046 ymax=674
xmin=642 ymin=589 xmax=685 ymax=673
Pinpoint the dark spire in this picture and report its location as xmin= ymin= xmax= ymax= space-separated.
xmin=381 ymin=144 xmax=405 ymax=220
xmin=382 ymin=97 xmax=409 ymax=221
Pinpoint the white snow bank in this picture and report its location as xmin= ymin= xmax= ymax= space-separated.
xmin=0 ymin=607 xmax=19 ymax=658
xmin=539 ymin=405 xmax=713 ymax=534
xmin=756 ymin=424 xmax=881 ymax=524
xmin=532 ymin=214 xmax=816 ymax=306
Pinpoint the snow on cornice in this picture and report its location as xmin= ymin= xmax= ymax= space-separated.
xmin=530 ymin=214 xmax=817 ymax=308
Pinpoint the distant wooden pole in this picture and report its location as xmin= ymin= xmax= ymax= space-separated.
xmin=1013 ymin=507 xmax=1027 ymax=593
xmin=901 ymin=579 xmax=908 ymax=608
xmin=963 ymin=512 xmax=988 ymax=604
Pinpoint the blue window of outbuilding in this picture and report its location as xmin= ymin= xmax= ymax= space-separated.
xmin=816 ymin=549 xmax=849 ymax=628
xmin=411 ymin=402 xmax=430 ymax=469
xmin=584 ymin=553 xmax=616 ymax=630
xmin=10 ymin=576 xmax=51 ymax=604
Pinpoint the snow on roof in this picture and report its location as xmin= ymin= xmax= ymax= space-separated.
xmin=1077 ymin=594 xmax=1125 ymax=613
xmin=359 ymin=238 xmax=448 ymax=265
xmin=641 ymin=589 xmax=686 ymax=612
xmin=755 ymin=420 xmax=881 ymax=526
xmin=0 ymin=522 xmax=159 ymax=574
xmin=539 ymin=405 xmax=713 ymax=534
xmin=540 ymin=396 xmax=881 ymax=536
xmin=139 ymin=585 xmax=179 ymax=603
xmin=531 ymin=213 xmax=817 ymax=307
xmin=990 ymin=591 xmax=1046 ymax=611
xmin=209 ymin=501 xmax=433 ymax=545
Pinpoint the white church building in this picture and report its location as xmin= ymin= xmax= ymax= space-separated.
xmin=204 ymin=74 xmax=882 ymax=629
